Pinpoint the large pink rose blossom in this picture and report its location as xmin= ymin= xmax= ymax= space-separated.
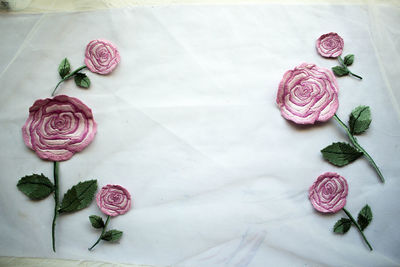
xmin=316 ymin=32 xmax=344 ymax=58
xmin=309 ymin=172 xmax=348 ymax=213
xmin=96 ymin=185 xmax=131 ymax=217
xmin=276 ymin=63 xmax=339 ymax=124
xmin=22 ymin=95 xmax=97 ymax=161
xmin=84 ymin=39 xmax=120 ymax=75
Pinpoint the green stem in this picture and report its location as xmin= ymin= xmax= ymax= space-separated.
xmin=333 ymin=114 xmax=385 ymax=183
xmin=52 ymin=65 xmax=87 ymax=96
xmin=338 ymin=56 xmax=362 ymax=80
xmin=52 ymin=161 xmax=60 ymax=252
xmin=88 ymin=215 xmax=111 ymax=251
xmin=342 ymin=208 xmax=373 ymax=251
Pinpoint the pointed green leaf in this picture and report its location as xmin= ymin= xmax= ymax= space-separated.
xmin=343 ymin=54 xmax=354 ymax=66
xmin=332 ymin=66 xmax=349 ymax=77
xmin=17 ymin=174 xmax=54 ymax=200
xmin=89 ymin=215 xmax=105 ymax=229
xmin=74 ymin=73 xmax=90 ymax=88
xmin=349 ymin=106 xmax=371 ymax=135
xmin=58 ymin=58 xmax=71 ymax=78
xmin=357 ymin=205 xmax=373 ymax=231
xmin=59 ymin=180 xmax=97 ymax=213
xmin=321 ymin=142 xmax=363 ymax=167
xmin=101 ymin=230 xmax=123 ymax=242
xmin=333 ymin=218 xmax=352 ymax=234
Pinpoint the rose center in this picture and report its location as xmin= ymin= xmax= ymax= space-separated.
xmin=110 ymin=193 xmax=122 ymax=203
xmin=55 ymin=118 xmax=66 ymax=129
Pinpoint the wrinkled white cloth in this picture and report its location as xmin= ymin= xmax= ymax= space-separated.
xmin=0 ymin=3 xmax=399 ymax=267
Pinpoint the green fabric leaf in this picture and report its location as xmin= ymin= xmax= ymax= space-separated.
xmin=332 ymin=66 xmax=349 ymax=77
xmin=74 ymin=73 xmax=91 ymax=88
xmin=58 ymin=58 xmax=71 ymax=78
xmin=59 ymin=180 xmax=97 ymax=213
xmin=101 ymin=230 xmax=123 ymax=242
xmin=17 ymin=174 xmax=54 ymax=200
xmin=357 ymin=205 xmax=373 ymax=231
xmin=321 ymin=142 xmax=363 ymax=167
xmin=343 ymin=54 xmax=354 ymax=66
xmin=349 ymin=106 xmax=372 ymax=135
xmin=89 ymin=215 xmax=105 ymax=229
xmin=333 ymin=218 xmax=352 ymax=234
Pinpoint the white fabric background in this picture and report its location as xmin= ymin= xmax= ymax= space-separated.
xmin=0 ymin=3 xmax=399 ymax=267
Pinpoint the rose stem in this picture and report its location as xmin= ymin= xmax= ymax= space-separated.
xmin=88 ymin=215 xmax=111 ymax=251
xmin=52 ymin=65 xmax=87 ymax=96
xmin=52 ymin=161 xmax=60 ymax=252
xmin=338 ymin=56 xmax=363 ymax=80
xmin=333 ymin=114 xmax=385 ymax=183
xmin=342 ymin=208 xmax=373 ymax=251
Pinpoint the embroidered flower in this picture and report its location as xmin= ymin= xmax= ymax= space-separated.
xmin=84 ymin=39 xmax=120 ymax=75
xmin=96 ymin=185 xmax=131 ymax=217
xmin=316 ymin=32 xmax=344 ymax=58
xmin=276 ymin=63 xmax=339 ymax=124
xmin=309 ymin=172 xmax=348 ymax=213
xmin=22 ymin=95 xmax=97 ymax=161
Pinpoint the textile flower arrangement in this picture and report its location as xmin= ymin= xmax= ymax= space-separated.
xmin=316 ymin=32 xmax=362 ymax=79
xmin=18 ymin=95 xmax=98 ymax=252
xmin=309 ymin=172 xmax=373 ymax=250
xmin=277 ymin=63 xmax=385 ymax=183
xmin=52 ymin=39 xmax=121 ymax=96
xmin=88 ymin=185 xmax=132 ymax=250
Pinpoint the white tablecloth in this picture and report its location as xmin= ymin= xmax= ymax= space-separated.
xmin=0 ymin=2 xmax=399 ymax=266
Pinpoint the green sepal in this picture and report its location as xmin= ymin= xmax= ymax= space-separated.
xmin=349 ymin=106 xmax=371 ymax=135
xmin=17 ymin=173 xmax=54 ymax=200
xmin=89 ymin=215 xmax=105 ymax=229
xmin=101 ymin=230 xmax=123 ymax=242
xmin=343 ymin=54 xmax=354 ymax=66
xmin=321 ymin=142 xmax=363 ymax=167
xmin=74 ymin=73 xmax=91 ymax=88
xmin=333 ymin=218 xmax=352 ymax=234
xmin=357 ymin=205 xmax=373 ymax=231
xmin=58 ymin=58 xmax=71 ymax=78
xmin=332 ymin=66 xmax=349 ymax=77
xmin=58 ymin=180 xmax=97 ymax=213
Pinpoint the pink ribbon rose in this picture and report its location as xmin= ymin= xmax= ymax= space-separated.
xmin=309 ymin=172 xmax=348 ymax=213
xmin=316 ymin=32 xmax=344 ymax=58
xmin=22 ymin=95 xmax=97 ymax=161
xmin=276 ymin=63 xmax=339 ymax=124
xmin=84 ymin=39 xmax=121 ymax=75
xmin=96 ymin=185 xmax=131 ymax=216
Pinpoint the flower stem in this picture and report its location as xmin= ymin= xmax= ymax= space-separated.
xmin=52 ymin=65 xmax=87 ymax=96
xmin=333 ymin=114 xmax=385 ymax=183
xmin=342 ymin=208 xmax=373 ymax=251
xmin=88 ymin=215 xmax=111 ymax=251
xmin=338 ymin=56 xmax=362 ymax=80
xmin=52 ymin=161 xmax=60 ymax=252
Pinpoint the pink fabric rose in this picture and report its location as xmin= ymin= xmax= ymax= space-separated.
xmin=96 ymin=185 xmax=131 ymax=216
xmin=276 ymin=63 xmax=339 ymax=124
xmin=316 ymin=32 xmax=344 ymax=58
xmin=22 ymin=95 xmax=97 ymax=161
xmin=309 ymin=172 xmax=348 ymax=213
xmin=84 ymin=39 xmax=121 ymax=75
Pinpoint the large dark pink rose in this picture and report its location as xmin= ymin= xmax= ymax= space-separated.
xmin=22 ymin=95 xmax=97 ymax=161
xmin=96 ymin=185 xmax=131 ymax=217
xmin=276 ymin=63 xmax=339 ymax=124
xmin=316 ymin=32 xmax=344 ymax=58
xmin=309 ymin=172 xmax=348 ymax=213
xmin=84 ymin=39 xmax=120 ymax=75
